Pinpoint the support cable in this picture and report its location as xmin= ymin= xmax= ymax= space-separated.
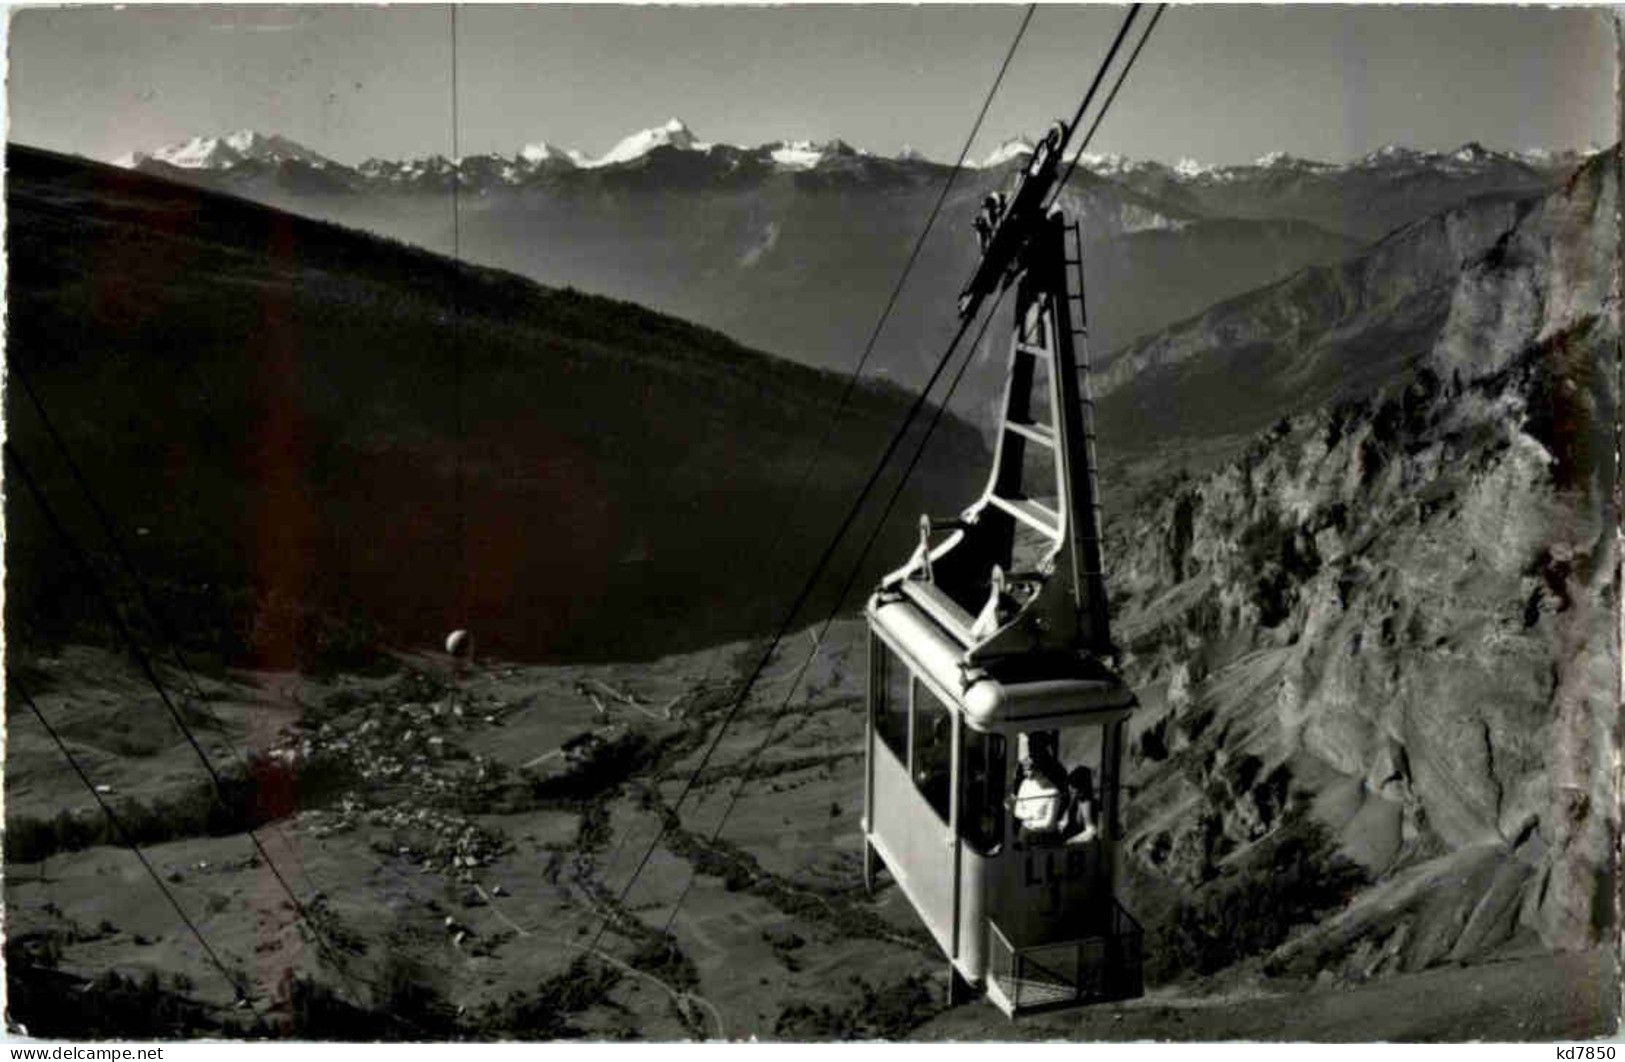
xmin=4 ymin=443 xmax=380 ymax=1009
xmin=599 ymin=2 xmax=1143 ymax=955
xmin=450 ymin=4 xmax=468 ymax=618
xmin=8 ymin=360 xmax=320 ymax=894
xmin=589 ymin=0 xmax=1036 ymax=910
xmin=10 ymin=676 xmax=251 ymax=1006
xmin=655 ymin=0 xmax=1167 ymax=940
xmin=582 ymin=304 xmax=983 ymax=957
xmin=1047 ymin=4 xmax=1167 ymax=209
xmin=658 ymin=289 xmax=1009 ymax=937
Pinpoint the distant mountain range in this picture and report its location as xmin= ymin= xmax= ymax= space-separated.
xmin=114 ymin=120 xmax=1588 ymax=187
xmin=100 ymin=120 xmax=1594 ymax=423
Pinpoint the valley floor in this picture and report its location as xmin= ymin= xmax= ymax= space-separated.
xmin=4 ymin=630 xmax=1617 ymax=1041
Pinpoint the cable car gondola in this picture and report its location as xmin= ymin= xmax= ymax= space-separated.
xmin=862 ymin=121 xmax=1144 ymax=1017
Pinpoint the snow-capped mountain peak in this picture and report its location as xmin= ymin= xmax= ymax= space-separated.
xmin=1173 ymin=156 xmax=1216 ymax=178
xmin=1359 ymin=143 xmax=1426 ymax=167
xmin=772 ymin=139 xmax=826 ymax=170
xmin=116 ymin=129 xmax=333 ymax=171
xmin=587 ymin=117 xmax=708 ymax=168
xmin=1074 ymin=151 xmax=1133 ymax=176
xmin=771 ymin=138 xmax=867 ymax=169
xmin=518 ymin=140 xmax=579 ymax=167
xmin=977 ymin=137 xmax=1034 ymax=169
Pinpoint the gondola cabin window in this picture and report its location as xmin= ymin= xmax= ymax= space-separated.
xmin=871 ymin=636 xmax=909 ymax=759
xmin=961 ymin=728 xmax=1006 ymax=854
xmin=912 ymin=681 xmax=953 ymax=821
xmin=1012 ymin=725 xmax=1103 ymax=847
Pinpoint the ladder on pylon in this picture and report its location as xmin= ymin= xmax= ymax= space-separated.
xmin=981 ymin=213 xmax=1111 ymax=654
xmin=1062 ymin=219 xmax=1108 ymax=621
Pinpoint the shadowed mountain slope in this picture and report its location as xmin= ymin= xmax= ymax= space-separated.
xmin=5 ymin=144 xmax=985 ymax=664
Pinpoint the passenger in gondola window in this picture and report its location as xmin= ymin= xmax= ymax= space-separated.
xmin=1010 ymin=731 xmax=1068 ymax=843
xmin=1065 ymin=764 xmax=1098 ymax=843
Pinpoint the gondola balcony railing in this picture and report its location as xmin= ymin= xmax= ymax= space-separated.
xmin=985 ymin=900 xmax=1144 ymax=1016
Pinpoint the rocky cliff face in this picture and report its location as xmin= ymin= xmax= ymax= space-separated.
xmin=1107 ymin=151 xmax=1617 ymax=975
xmin=1093 ymin=193 xmax=1531 ymax=456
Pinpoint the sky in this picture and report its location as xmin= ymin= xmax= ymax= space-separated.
xmin=6 ymin=4 xmax=1616 ymax=169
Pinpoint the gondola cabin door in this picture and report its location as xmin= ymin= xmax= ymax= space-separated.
xmin=860 ymin=121 xmax=1143 ymax=1016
